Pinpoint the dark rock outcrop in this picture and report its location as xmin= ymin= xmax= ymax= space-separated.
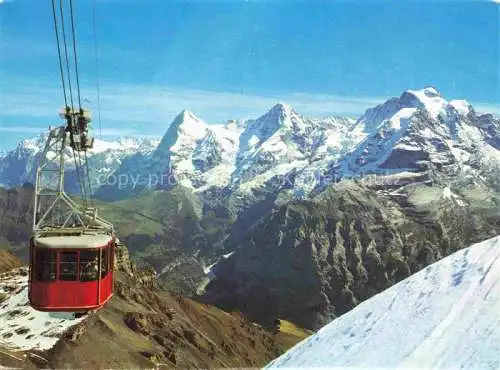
xmin=201 ymin=181 xmax=499 ymax=330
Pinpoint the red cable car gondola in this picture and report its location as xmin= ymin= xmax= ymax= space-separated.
xmin=28 ymin=1 xmax=117 ymax=313
xmin=28 ymin=234 xmax=115 ymax=312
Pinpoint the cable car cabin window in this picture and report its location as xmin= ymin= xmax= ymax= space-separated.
xmin=35 ymin=249 xmax=57 ymax=282
xmin=59 ymin=252 xmax=78 ymax=281
xmin=79 ymin=250 xmax=100 ymax=282
xmin=100 ymin=247 xmax=109 ymax=278
xmin=110 ymin=244 xmax=115 ymax=271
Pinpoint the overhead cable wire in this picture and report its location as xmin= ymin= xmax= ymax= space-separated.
xmin=58 ymin=0 xmax=75 ymax=112
xmin=84 ymin=151 xmax=94 ymax=207
xmin=69 ymin=0 xmax=83 ymax=111
xmin=50 ymin=0 xmax=68 ymax=108
xmin=92 ymin=0 xmax=103 ymax=139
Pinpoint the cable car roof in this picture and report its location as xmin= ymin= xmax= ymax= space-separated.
xmin=33 ymin=234 xmax=113 ymax=249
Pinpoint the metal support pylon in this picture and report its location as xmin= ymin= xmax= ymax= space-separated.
xmin=32 ymin=121 xmax=113 ymax=238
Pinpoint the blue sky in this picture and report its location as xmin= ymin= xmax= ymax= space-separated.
xmin=0 ymin=0 xmax=498 ymax=150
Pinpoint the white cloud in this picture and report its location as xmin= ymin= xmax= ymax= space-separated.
xmin=0 ymin=80 xmax=381 ymax=135
xmin=474 ymin=104 xmax=500 ymax=115
xmin=91 ymin=83 xmax=383 ymax=123
xmin=0 ymin=126 xmax=43 ymax=134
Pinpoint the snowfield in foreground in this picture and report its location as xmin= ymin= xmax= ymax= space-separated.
xmin=266 ymin=235 xmax=500 ymax=370
xmin=0 ymin=267 xmax=85 ymax=351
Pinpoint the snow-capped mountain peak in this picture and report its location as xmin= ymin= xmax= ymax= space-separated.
xmin=358 ymin=87 xmax=445 ymax=132
xmin=91 ymin=136 xmax=160 ymax=155
xmin=265 ymin=102 xmax=296 ymax=120
xmin=148 ymin=109 xmax=241 ymax=189
xmin=334 ymin=86 xmax=499 ymax=186
xmin=400 ymin=87 xmax=474 ymax=120
xmin=403 ymin=85 xmax=442 ymax=101
xmin=19 ymin=134 xmax=49 ymax=154
xmin=357 ymin=86 xmax=473 ymax=134
xmin=154 ymin=110 xmax=208 ymax=156
xmin=448 ymin=99 xmax=473 ymax=116
xmin=154 ymin=110 xmax=209 ymax=158
xmin=243 ymin=102 xmax=304 ymax=141
xmin=400 ymin=86 xmax=448 ymax=119
xmin=13 ymin=132 xmax=159 ymax=156
xmin=171 ymin=110 xmax=206 ymax=131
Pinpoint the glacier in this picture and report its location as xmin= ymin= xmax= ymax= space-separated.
xmin=266 ymin=235 xmax=500 ymax=369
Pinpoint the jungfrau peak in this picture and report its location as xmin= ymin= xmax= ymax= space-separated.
xmin=401 ymin=86 xmax=472 ymax=119
xmin=399 ymin=86 xmax=447 ymax=118
xmin=357 ymin=86 xmax=474 ymax=133
xmin=337 ymin=86 xmax=498 ymax=184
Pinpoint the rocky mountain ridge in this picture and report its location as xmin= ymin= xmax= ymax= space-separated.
xmin=107 ymin=87 xmax=499 ymax=199
xmin=1 ymin=88 xmax=498 ymax=216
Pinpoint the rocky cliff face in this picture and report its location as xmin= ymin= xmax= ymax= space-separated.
xmin=0 ymin=185 xmax=34 ymax=260
xmin=0 ymin=249 xmax=23 ymax=274
xmin=200 ymin=181 xmax=499 ymax=330
xmin=114 ymin=241 xmax=158 ymax=287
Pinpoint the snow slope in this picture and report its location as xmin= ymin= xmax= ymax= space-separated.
xmin=266 ymin=235 xmax=500 ymax=369
xmin=0 ymin=267 xmax=85 ymax=351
